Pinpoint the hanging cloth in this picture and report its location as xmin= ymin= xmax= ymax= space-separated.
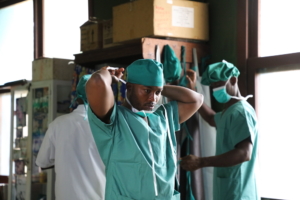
xmin=182 ymin=123 xmax=196 ymax=200
xmin=178 ymin=46 xmax=187 ymax=87
xmin=194 ymin=51 xmax=216 ymax=200
xmin=163 ymin=45 xmax=182 ymax=83
xmin=176 ymin=45 xmax=196 ymax=200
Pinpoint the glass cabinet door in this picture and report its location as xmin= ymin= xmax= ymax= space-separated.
xmin=8 ymin=86 xmax=29 ymax=200
xmin=26 ymin=80 xmax=71 ymax=200
xmin=30 ymin=86 xmax=49 ymax=200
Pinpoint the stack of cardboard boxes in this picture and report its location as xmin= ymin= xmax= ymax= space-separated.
xmin=80 ymin=0 xmax=209 ymax=52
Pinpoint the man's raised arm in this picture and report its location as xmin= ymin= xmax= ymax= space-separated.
xmin=86 ymin=67 xmax=124 ymax=123
xmin=161 ymin=85 xmax=203 ymax=124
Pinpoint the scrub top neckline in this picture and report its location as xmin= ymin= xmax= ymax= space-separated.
xmin=120 ymin=104 xmax=154 ymax=128
xmin=222 ymin=100 xmax=244 ymax=116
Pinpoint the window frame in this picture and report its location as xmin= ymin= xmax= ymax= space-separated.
xmin=33 ymin=0 xmax=93 ymax=59
xmin=2 ymin=0 xmax=93 ymax=59
xmin=238 ymin=0 xmax=300 ymax=109
xmin=0 ymin=0 xmax=26 ymax=9
xmin=241 ymin=1 xmax=300 ymax=200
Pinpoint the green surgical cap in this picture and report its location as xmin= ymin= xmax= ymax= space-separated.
xmin=163 ymin=45 xmax=181 ymax=83
xmin=76 ymin=74 xmax=91 ymax=103
xmin=201 ymin=60 xmax=240 ymax=85
xmin=126 ymin=59 xmax=164 ymax=87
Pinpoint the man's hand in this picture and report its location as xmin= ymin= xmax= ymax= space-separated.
xmin=104 ymin=66 xmax=125 ymax=84
xmin=186 ymin=69 xmax=197 ymax=90
xmin=180 ymin=154 xmax=202 ymax=171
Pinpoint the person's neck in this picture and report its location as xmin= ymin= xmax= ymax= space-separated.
xmin=122 ymin=100 xmax=131 ymax=110
xmin=223 ymin=90 xmax=241 ymax=112
xmin=224 ymin=98 xmax=239 ymax=110
xmin=122 ymin=101 xmax=148 ymax=121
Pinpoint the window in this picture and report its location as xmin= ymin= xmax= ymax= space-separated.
xmin=256 ymin=67 xmax=300 ymax=200
xmin=0 ymin=0 xmax=33 ymax=176
xmin=247 ymin=0 xmax=300 ymax=199
xmin=0 ymin=0 xmax=33 ymax=85
xmin=43 ymin=0 xmax=88 ymax=59
xmin=259 ymin=0 xmax=300 ymax=57
xmin=0 ymin=93 xmax=11 ymax=175
xmin=0 ymin=0 xmax=89 ymax=178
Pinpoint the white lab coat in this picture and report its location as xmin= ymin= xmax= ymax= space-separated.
xmin=36 ymin=105 xmax=106 ymax=200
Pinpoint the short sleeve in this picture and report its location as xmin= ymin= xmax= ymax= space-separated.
xmin=230 ymin=111 xmax=255 ymax=147
xmin=158 ymin=101 xmax=180 ymax=132
xmin=36 ymin=124 xmax=55 ymax=168
xmin=87 ymin=103 xmax=117 ymax=163
xmin=87 ymin=103 xmax=117 ymax=134
xmin=169 ymin=101 xmax=180 ymax=131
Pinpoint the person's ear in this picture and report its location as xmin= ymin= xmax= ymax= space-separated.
xmin=230 ymin=76 xmax=237 ymax=85
xmin=126 ymin=83 xmax=133 ymax=93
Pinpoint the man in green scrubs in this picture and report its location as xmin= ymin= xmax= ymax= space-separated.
xmin=180 ymin=61 xmax=259 ymax=200
xmin=86 ymin=59 xmax=203 ymax=200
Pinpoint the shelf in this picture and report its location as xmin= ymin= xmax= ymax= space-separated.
xmin=74 ymin=37 xmax=210 ymax=68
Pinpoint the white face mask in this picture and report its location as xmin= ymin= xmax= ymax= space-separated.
xmin=125 ymin=90 xmax=160 ymax=117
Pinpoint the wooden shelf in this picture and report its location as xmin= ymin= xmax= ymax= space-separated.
xmin=0 ymin=175 xmax=8 ymax=184
xmin=74 ymin=37 xmax=210 ymax=68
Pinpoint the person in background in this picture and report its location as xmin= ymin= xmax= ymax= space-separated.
xmin=86 ymin=59 xmax=203 ymax=200
xmin=180 ymin=60 xmax=259 ymax=200
xmin=36 ymin=75 xmax=106 ymax=200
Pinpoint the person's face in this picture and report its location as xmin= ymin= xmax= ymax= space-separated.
xmin=210 ymin=80 xmax=227 ymax=89
xmin=127 ymin=83 xmax=163 ymax=111
xmin=210 ymin=77 xmax=236 ymax=96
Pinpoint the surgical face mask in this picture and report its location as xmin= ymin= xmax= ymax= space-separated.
xmin=213 ymin=86 xmax=231 ymax=103
xmin=213 ymin=85 xmax=254 ymax=104
xmin=125 ymin=90 xmax=159 ymax=117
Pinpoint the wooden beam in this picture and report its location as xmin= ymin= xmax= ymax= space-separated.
xmin=248 ymin=0 xmax=259 ymax=58
xmin=0 ymin=175 xmax=8 ymax=184
xmin=247 ymin=52 xmax=300 ymax=108
xmin=141 ymin=37 xmax=209 ymax=64
xmin=236 ymin=0 xmax=248 ymax=97
xmin=0 ymin=0 xmax=25 ymax=9
xmin=33 ymin=0 xmax=44 ymax=59
xmin=88 ymin=0 xmax=94 ymax=18
xmin=74 ymin=37 xmax=209 ymax=68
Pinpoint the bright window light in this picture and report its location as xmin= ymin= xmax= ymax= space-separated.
xmin=259 ymin=0 xmax=300 ymax=57
xmin=256 ymin=67 xmax=300 ymax=200
xmin=0 ymin=93 xmax=11 ymax=175
xmin=0 ymin=1 xmax=33 ymax=85
xmin=43 ymin=0 xmax=88 ymax=59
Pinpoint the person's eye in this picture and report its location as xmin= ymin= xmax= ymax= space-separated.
xmin=156 ymin=91 xmax=161 ymax=95
xmin=144 ymin=89 xmax=150 ymax=93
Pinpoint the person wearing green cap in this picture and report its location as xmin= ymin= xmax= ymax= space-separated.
xmin=86 ymin=59 xmax=203 ymax=200
xmin=36 ymin=75 xmax=106 ymax=200
xmin=180 ymin=60 xmax=259 ymax=200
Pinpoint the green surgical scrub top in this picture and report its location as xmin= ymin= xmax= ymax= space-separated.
xmin=88 ymin=101 xmax=181 ymax=200
xmin=213 ymin=100 xmax=259 ymax=200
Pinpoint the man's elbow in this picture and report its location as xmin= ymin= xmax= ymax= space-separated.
xmin=242 ymin=149 xmax=252 ymax=162
xmin=86 ymin=73 xmax=106 ymax=95
xmin=196 ymin=93 xmax=204 ymax=110
xmin=87 ymin=73 xmax=102 ymax=87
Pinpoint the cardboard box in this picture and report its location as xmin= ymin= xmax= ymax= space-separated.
xmin=32 ymin=58 xmax=74 ymax=81
xmin=102 ymin=20 xmax=120 ymax=48
xmin=113 ymin=0 xmax=209 ymax=43
xmin=80 ymin=18 xmax=102 ymax=52
xmin=80 ymin=19 xmax=118 ymax=50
